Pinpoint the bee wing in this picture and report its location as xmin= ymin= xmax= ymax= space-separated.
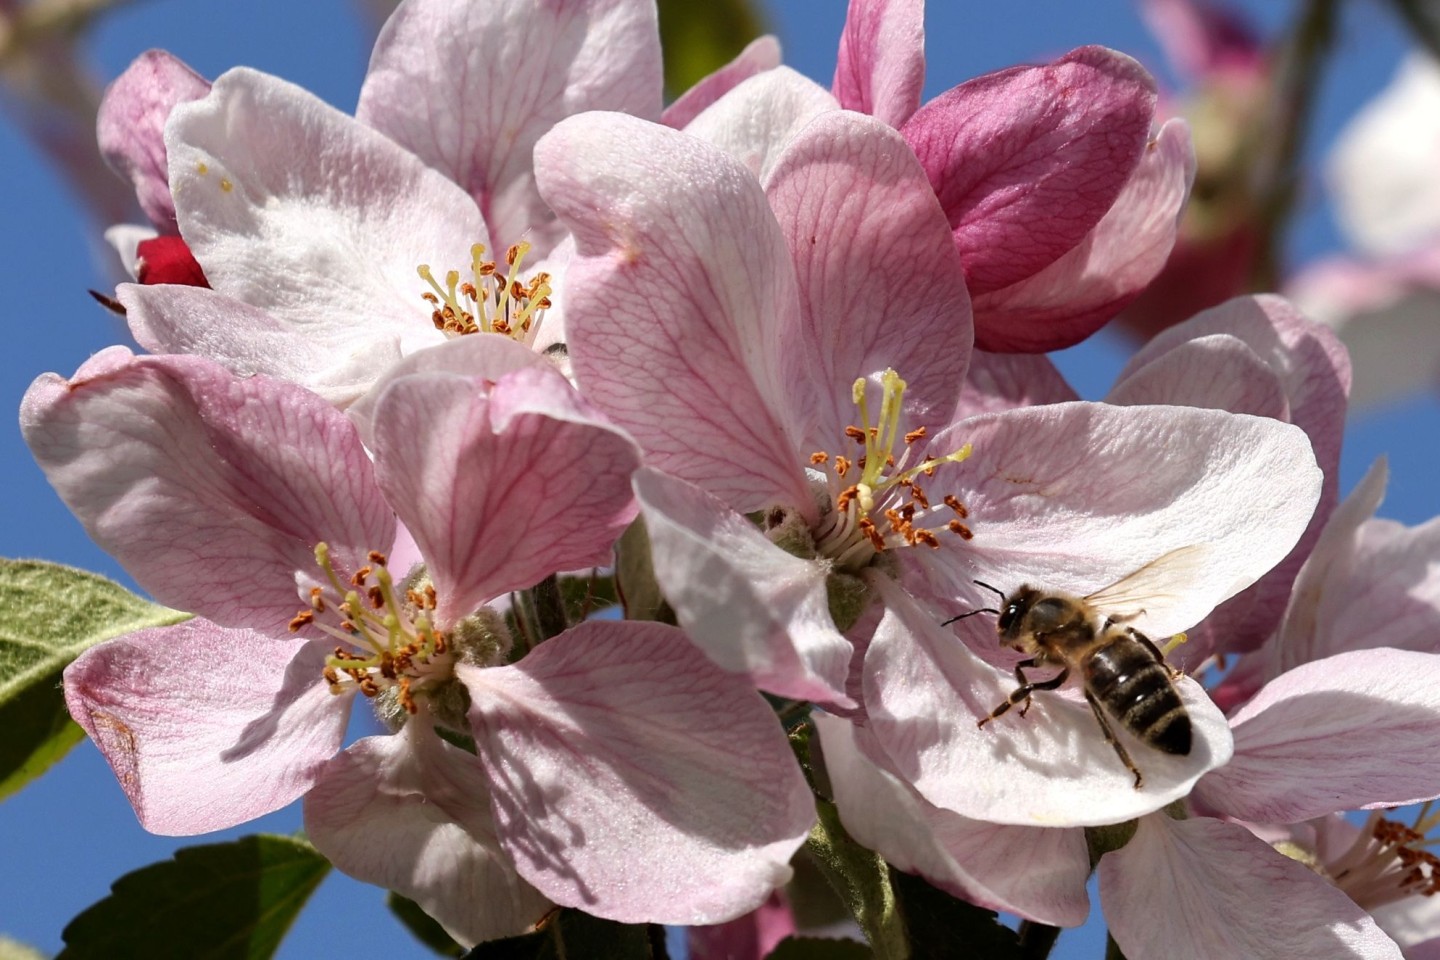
xmin=1083 ymin=544 xmax=1214 ymax=620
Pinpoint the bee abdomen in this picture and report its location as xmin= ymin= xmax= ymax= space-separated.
xmin=1085 ymin=638 xmax=1192 ymax=756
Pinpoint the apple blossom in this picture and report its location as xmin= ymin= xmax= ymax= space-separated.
xmin=1105 ymin=294 xmax=1350 ymax=666
xmin=1287 ymin=53 xmax=1440 ymax=407
xmin=536 ymin=107 xmax=1323 ymax=825
xmin=1293 ymin=812 xmax=1440 ymax=955
xmin=23 ymin=340 xmax=812 ymax=945
xmin=818 ymin=642 xmax=1440 ymax=960
xmin=97 ymin=0 xmax=675 ymax=405
xmin=828 ymin=0 xmax=1194 ymax=352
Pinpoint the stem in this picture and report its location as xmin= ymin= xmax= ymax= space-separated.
xmin=0 ymin=0 xmax=146 ymax=59
xmin=1018 ymin=921 xmax=1062 ymax=960
xmin=1385 ymin=0 xmax=1440 ymax=65
xmin=531 ymin=574 xmax=569 ymax=641
xmin=1246 ymin=0 xmax=1338 ymax=292
xmin=508 ymin=590 xmax=536 ymax=659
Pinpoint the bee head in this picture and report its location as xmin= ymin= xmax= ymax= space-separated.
xmin=997 ymin=587 xmax=1039 ymax=641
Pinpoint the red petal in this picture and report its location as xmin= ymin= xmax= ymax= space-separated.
xmin=136 ymin=234 xmax=210 ymax=287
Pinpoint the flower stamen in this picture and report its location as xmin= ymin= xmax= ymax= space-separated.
xmin=1325 ymin=809 xmax=1440 ymax=910
xmin=290 ymin=542 xmax=453 ymax=709
xmin=806 ymin=369 xmax=975 ymax=572
xmin=417 ymin=242 xmax=552 ymax=343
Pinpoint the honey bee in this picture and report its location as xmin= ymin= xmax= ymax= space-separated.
xmin=948 ymin=546 xmax=1207 ymax=790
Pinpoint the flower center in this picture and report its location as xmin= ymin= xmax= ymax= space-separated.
xmin=289 ymin=543 xmax=454 ymax=714
xmin=1320 ymin=808 xmax=1440 ymax=910
xmin=417 ymin=241 xmax=552 ymax=342
xmin=802 ymin=369 xmax=974 ymax=574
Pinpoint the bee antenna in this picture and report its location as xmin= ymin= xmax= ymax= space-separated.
xmin=973 ymin=579 xmax=1006 ymax=603
xmin=942 ymin=607 xmax=999 ymax=626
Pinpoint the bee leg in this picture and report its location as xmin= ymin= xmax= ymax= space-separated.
xmin=1084 ymin=690 xmax=1144 ymax=790
xmin=979 ymin=663 xmax=1068 ymax=728
xmin=1130 ymin=628 xmax=1185 ymax=680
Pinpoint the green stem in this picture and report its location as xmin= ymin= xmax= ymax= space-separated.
xmin=1246 ymin=0 xmax=1338 ymax=292
xmin=531 ymin=574 xmax=569 ymax=641
xmin=790 ymin=719 xmax=909 ymax=960
xmin=508 ymin=590 xmax=536 ymax=659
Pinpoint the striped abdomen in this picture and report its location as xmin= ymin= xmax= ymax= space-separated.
xmin=1083 ymin=631 xmax=1191 ymax=755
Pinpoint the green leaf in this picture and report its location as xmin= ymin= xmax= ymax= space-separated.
xmin=656 ymin=0 xmax=766 ymax=97
xmin=387 ymin=892 xmax=464 ymax=957
xmin=766 ymin=936 xmax=873 ymax=960
xmin=60 ymin=834 xmax=330 ymax=960
xmin=0 ymin=936 xmax=47 ymax=960
xmin=888 ymin=870 xmax=1020 ymax=960
xmin=463 ymin=911 xmax=665 ymax=960
xmin=0 ymin=559 xmax=188 ymax=801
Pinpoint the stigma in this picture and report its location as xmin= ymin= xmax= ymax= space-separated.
xmin=289 ymin=543 xmax=454 ymax=714
xmin=804 ymin=369 xmax=974 ymax=573
xmin=417 ymin=241 xmax=553 ymax=343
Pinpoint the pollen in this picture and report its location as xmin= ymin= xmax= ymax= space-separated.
xmin=808 ymin=368 xmax=977 ymax=572
xmin=292 ymin=542 xmax=454 ymax=705
xmin=1323 ymin=809 xmax=1440 ymax=911
xmin=417 ymin=241 xmax=553 ymax=344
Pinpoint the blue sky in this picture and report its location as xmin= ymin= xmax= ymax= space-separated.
xmin=0 ymin=0 xmax=1434 ymax=956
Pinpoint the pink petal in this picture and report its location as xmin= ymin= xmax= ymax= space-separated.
xmin=1139 ymin=0 xmax=1264 ymax=80
xmin=687 ymin=893 xmax=795 ymax=960
xmin=970 ymin=118 xmax=1194 ymax=352
xmin=1107 ymin=333 xmax=1288 ymax=419
xmin=63 ymin=621 xmax=347 ymax=835
xmin=534 ymin=111 xmax=812 ymax=513
xmin=815 ymin=715 xmax=1090 ymax=925
xmin=1119 ymin=295 xmax=1351 ymax=656
xmin=1210 ymin=461 xmax=1389 ymax=710
xmin=305 ymin=721 xmax=551 ymax=947
xmin=765 ymin=109 xmax=971 ymax=441
xmin=1374 ymin=897 xmax=1440 ymax=954
xmin=358 ymin=0 xmax=661 ymax=255
xmin=1271 ymin=458 xmax=1390 ymax=674
xmin=370 ymin=363 xmax=640 ymax=625
xmin=120 ymin=283 xmax=402 ymax=408
xmin=902 ymin=46 xmax=1157 ymax=296
xmin=664 ymin=35 xmax=782 ymax=130
xmin=635 ymin=468 xmax=856 ymax=707
xmin=461 ymin=620 xmax=814 ymax=924
xmin=862 ymin=578 xmax=1232 ymax=826
xmin=1287 ymin=245 xmax=1440 ymax=408
xmin=167 ymin=68 xmax=482 ymax=374
xmin=955 ymin=350 xmax=1078 ymax=419
xmin=1101 ymin=815 xmax=1401 ymax=960
xmin=831 ymin=0 xmax=925 ymax=127
xmin=346 ymin=334 xmax=552 ymax=448
xmin=914 ymin=401 xmax=1322 ymax=640
xmin=1299 ymin=508 xmax=1440 ymax=667
xmin=1326 ymin=54 xmax=1440 ymax=259
xmin=1195 ymin=649 xmax=1440 ymax=822
xmin=683 ymin=67 xmax=839 ymax=181
xmin=21 ymin=349 xmax=394 ymax=634
xmin=96 ymin=49 xmax=210 ymax=231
